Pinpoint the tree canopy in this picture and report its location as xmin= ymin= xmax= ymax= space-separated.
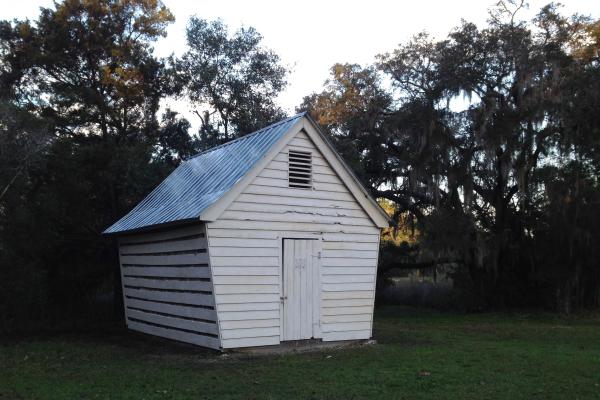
xmin=0 ymin=0 xmax=289 ymax=330
xmin=175 ymin=17 xmax=288 ymax=149
xmin=301 ymin=1 xmax=600 ymax=311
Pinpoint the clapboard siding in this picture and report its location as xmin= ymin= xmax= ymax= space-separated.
xmin=321 ymin=275 xmax=375 ymax=283
xmin=220 ymin=319 xmax=280 ymax=330
xmin=321 ymin=321 xmax=372 ymax=333
xmin=120 ymin=253 xmax=208 ymax=266
xmin=209 ymin=246 xmax=279 ymax=257
xmin=219 ymin=310 xmax=280 ymax=321
xmin=119 ymin=225 xmax=204 ymax=244
xmin=121 ymin=265 xmax=211 ymax=279
xmin=322 ymin=291 xmax=373 ymax=300
xmin=123 ymin=276 xmax=213 ymax=292
xmin=220 ymin=210 xmax=373 ymax=227
xmin=214 ymin=284 xmax=279 ymax=295
xmin=321 ymin=314 xmax=372 ymax=323
xmin=236 ymin=193 xmax=361 ymax=209
xmin=213 ymin=275 xmax=279 ymax=285
xmin=221 ymin=336 xmax=280 ymax=348
xmin=207 ymin=129 xmax=380 ymax=348
xmin=120 ymin=238 xmax=207 ymax=254
xmin=218 ymin=302 xmax=280 ymax=312
xmin=126 ymin=297 xmax=217 ymax=321
xmin=322 ymin=306 xmax=374 ymax=316
xmin=128 ymin=321 xmax=220 ymax=349
xmin=322 ymin=330 xmax=372 ymax=341
xmin=227 ymin=201 xmax=367 ymax=218
xmin=118 ymin=224 xmax=221 ymax=349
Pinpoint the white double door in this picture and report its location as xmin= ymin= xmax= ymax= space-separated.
xmin=281 ymin=239 xmax=321 ymax=341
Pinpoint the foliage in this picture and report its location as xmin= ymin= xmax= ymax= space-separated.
xmin=0 ymin=0 xmax=179 ymax=330
xmin=301 ymin=2 xmax=600 ymax=311
xmin=175 ymin=17 xmax=288 ymax=149
xmin=0 ymin=1 xmax=292 ymax=331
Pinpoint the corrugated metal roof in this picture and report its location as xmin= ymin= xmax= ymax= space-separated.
xmin=104 ymin=113 xmax=305 ymax=234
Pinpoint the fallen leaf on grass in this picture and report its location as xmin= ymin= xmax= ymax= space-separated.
xmin=418 ymin=370 xmax=431 ymax=377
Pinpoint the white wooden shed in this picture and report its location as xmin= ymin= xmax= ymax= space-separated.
xmin=104 ymin=113 xmax=390 ymax=350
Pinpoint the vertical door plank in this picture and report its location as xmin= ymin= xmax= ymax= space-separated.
xmin=312 ymin=240 xmax=322 ymax=338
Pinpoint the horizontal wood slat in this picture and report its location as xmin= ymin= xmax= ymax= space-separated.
xmin=321 ymin=306 xmax=374 ymax=316
xmin=220 ymin=327 xmax=280 ymax=340
xmin=127 ymin=320 xmax=220 ymax=349
xmin=214 ymin=284 xmax=279 ymax=295
xmin=322 ymin=298 xmax=373 ymax=307
xmin=219 ymin=210 xmax=372 ymax=227
xmin=321 ymin=314 xmax=372 ymax=323
xmin=211 ymin=266 xmax=279 ymax=276
xmin=217 ymin=302 xmax=280 ymax=312
xmin=235 ymin=193 xmax=359 ymax=209
xmin=216 ymin=294 xmax=280 ymax=304
xmin=322 ymin=291 xmax=373 ymax=300
xmin=120 ymin=253 xmax=208 ymax=266
xmin=119 ymin=225 xmax=204 ymax=244
xmin=125 ymin=297 xmax=217 ymax=321
xmin=322 ymin=233 xmax=380 ymax=243
xmin=127 ymin=309 xmax=218 ymax=335
xmin=209 ymin=246 xmax=278 ymax=257
xmin=122 ymin=266 xmax=211 ymax=279
xmin=227 ymin=201 xmax=367 ymax=218
xmin=210 ymin=256 xmax=279 ymax=267
xmin=321 ymin=258 xmax=378 ymax=267
xmin=218 ymin=310 xmax=280 ymax=321
xmin=322 ymin=330 xmax=371 ymax=342
xmin=120 ymin=238 xmax=206 ymax=255
xmin=244 ymin=184 xmax=354 ymax=202
xmin=221 ymin=336 xmax=279 ymax=349
xmin=208 ymin=237 xmax=278 ymax=248
xmin=220 ymin=319 xmax=279 ymax=330
xmin=124 ymin=287 xmax=215 ymax=307
xmin=212 ymin=275 xmax=279 ymax=285
xmin=322 ymin=250 xmax=379 ymax=259
xmin=321 ymin=267 xmax=376 ymax=275
xmin=211 ymin=219 xmax=377 ymax=235
xmin=322 ymin=283 xmax=374 ymax=292
xmin=321 ymin=275 xmax=375 ymax=284
xmin=322 ymin=241 xmax=377 ymax=250
xmin=123 ymin=277 xmax=212 ymax=292
xmin=321 ymin=321 xmax=372 ymax=333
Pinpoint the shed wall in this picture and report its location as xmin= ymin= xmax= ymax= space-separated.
xmin=207 ymin=130 xmax=380 ymax=349
xmin=118 ymin=224 xmax=220 ymax=349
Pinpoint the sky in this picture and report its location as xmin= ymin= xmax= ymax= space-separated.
xmin=2 ymin=0 xmax=598 ymax=128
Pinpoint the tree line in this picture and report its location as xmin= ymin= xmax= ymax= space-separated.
xmin=0 ymin=0 xmax=598 ymax=331
xmin=301 ymin=1 xmax=600 ymax=312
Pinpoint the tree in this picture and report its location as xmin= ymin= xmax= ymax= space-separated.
xmin=176 ymin=17 xmax=288 ymax=148
xmin=0 ymin=0 xmax=178 ymax=329
xmin=302 ymin=2 xmax=600 ymax=311
xmin=154 ymin=109 xmax=197 ymax=166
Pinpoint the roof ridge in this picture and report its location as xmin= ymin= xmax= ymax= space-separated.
xmin=186 ymin=112 xmax=306 ymax=161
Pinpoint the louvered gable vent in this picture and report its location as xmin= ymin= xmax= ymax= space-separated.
xmin=288 ymin=150 xmax=312 ymax=189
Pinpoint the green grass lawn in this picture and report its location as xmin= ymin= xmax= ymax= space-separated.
xmin=2 ymin=307 xmax=600 ymax=399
